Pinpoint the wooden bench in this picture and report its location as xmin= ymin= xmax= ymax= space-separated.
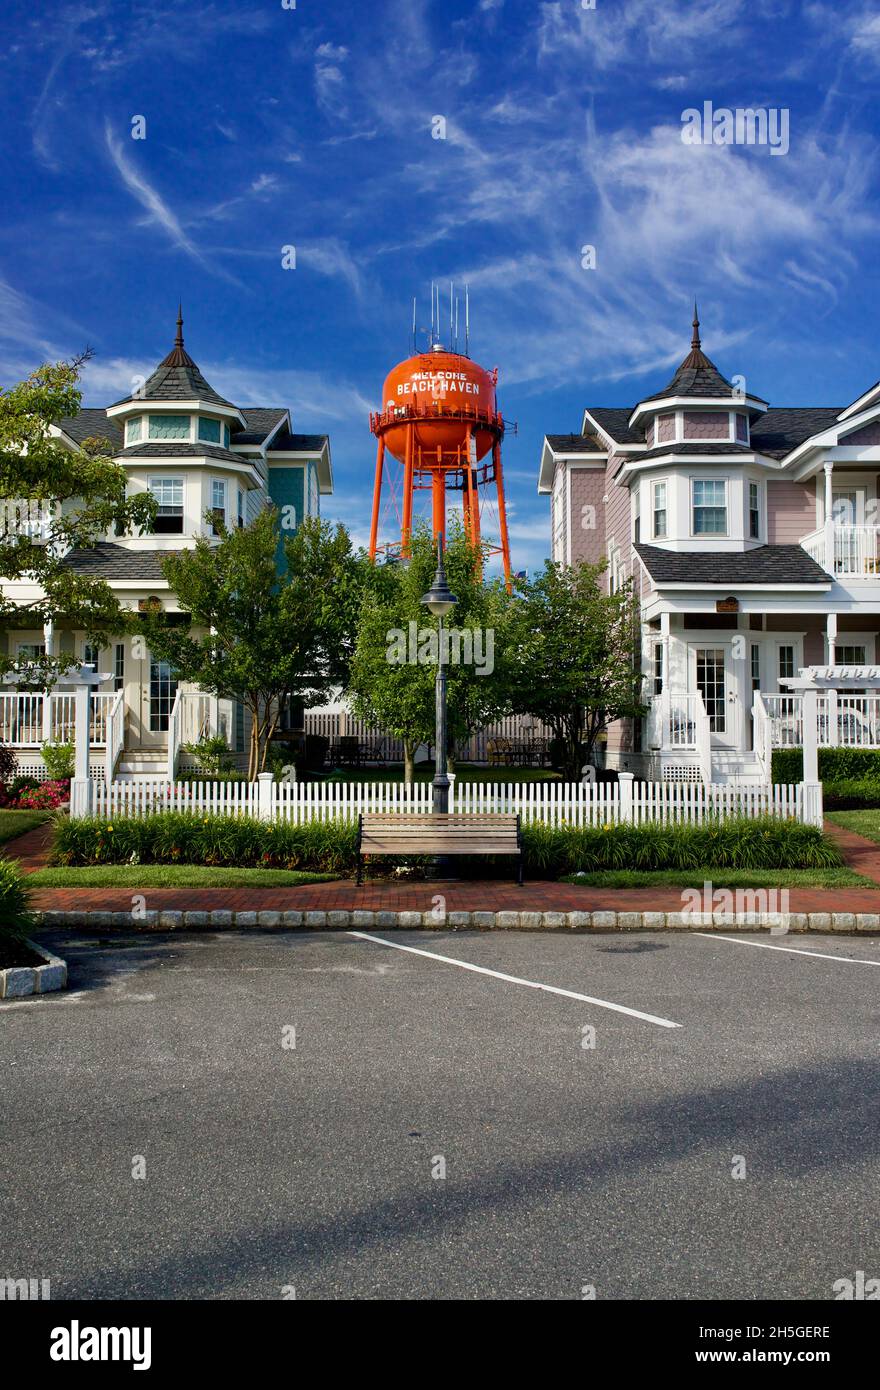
xmin=356 ymin=813 xmax=523 ymax=885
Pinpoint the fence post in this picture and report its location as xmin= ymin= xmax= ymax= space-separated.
xmin=801 ymin=780 xmax=823 ymax=829
xmin=257 ymin=772 xmax=275 ymax=821
xmin=618 ymin=771 xmax=634 ymax=823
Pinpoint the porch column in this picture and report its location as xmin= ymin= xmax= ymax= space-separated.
xmin=823 ymin=461 xmax=834 ymax=571
xmin=41 ymin=621 xmax=55 ymax=743
xmin=826 ymin=612 xmax=837 ymax=667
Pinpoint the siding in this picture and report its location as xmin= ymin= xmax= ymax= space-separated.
xmin=766 ymin=479 xmax=815 ymax=544
xmin=843 ymin=422 xmax=880 ymax=446
xmin=684 ymin=411 xmax=729 ymax=439
xmin=569 ymin=466 xmax=606 ymax=565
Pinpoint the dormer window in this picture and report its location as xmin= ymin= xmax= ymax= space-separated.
xmin=149 ymin=414 xmax=191 ymax=441
xmin=198 ymin=417 xmax=221 ymax=444
xmin=125 ymin=417 xmax=142 ymax=445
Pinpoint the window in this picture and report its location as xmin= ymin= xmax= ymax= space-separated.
xmin=198 ymin=417 xmax=221 ymax=444
xmin=838 ymin=645 xmax=867 ymax=666
xmin=749 ymin=481 xmax=760 ymax=539
xmin=17 ymin=642 xmax=45 ymax=662
xmin=83 ymin=643 xmax=100 ymax=670
xmin=114 ymin=643 xmax=125 ymax=692
xmin=149 ymin=660 xmax=178 ymax=733
xmin=778 ymin=646 xmax=795 ymax=682
xmin=633 ymin=489 xmax=641 ymax=544
xmin=150 ymin=477 xmax=184 ymax=534
xmin=652 ymin=642 xmax=664 ymax=696
xmin=223 ymin=424 xmax=231 ymax=448
xmin=148 ymin=415 xmax=190 ymax=440
xmin=736 ymin=414 xmax=749 ymax=443
xmin=692 ymin=479 xmax=727 ymax=535
xmin=237 ymin=487 xmax=244 ymax=529
xmin=751 ymin=644 xmax=761 ymax=692
xmin=211 ymin=479 xmax=227 ymax=536
xmin=652 ymin=481 xmax=667 ymax=538
xmin=125 ymin=417 xmax=142 ymax=445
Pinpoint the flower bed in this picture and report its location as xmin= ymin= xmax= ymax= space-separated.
xmin=52 ymin=812 xmax=841 ymax=878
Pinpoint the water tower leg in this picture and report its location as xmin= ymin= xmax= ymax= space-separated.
xmin=368 ymin=436 xmax=385 ymax=562
xmin=432 ymin=470 xmax=446 ymax=549
xmin=401 ymin=425 xmax=415 ymax=558
xmin=493 ymin=440 xmax=513 ymax=589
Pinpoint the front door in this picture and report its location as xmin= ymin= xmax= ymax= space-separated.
xmin=134 ymin=652 xmax=178 ymax=749
xmin=691 ymin=646 xmax=738 ymax=749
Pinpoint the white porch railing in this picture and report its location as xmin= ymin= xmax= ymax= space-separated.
xmin=104 ymin=690 xmax=125 ymax=781
xmin=167 ymin=690 xmax=214 ymax=780
xmin=648 ymin=691 xmax=712 ymax=783
xmin=762 ymin=692 xmax=880 ymax=749
xmin=801 ymin=524 xmax=880 ymax=578
xmin=0 ymin=498 xmax=53 ymax=543
xmin=0 ymin=691 xmax=115 ymax=747
xmin=88 ymin=773 xmax=819 ymax=825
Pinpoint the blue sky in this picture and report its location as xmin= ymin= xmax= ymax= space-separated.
xmin=1 ymin=0 xmax=879 ymax=574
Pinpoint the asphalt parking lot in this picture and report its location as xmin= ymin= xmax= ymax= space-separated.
xmin=2 ymin=927 xmax=880 ymax=1300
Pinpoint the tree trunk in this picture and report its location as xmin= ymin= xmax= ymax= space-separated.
xmin=403 ymin=740 xmax=415 ymax=785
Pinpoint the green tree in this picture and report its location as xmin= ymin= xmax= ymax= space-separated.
xmin=142 ymin=509 xmax=360 ymax=779
xmin=347 ymin=522 xmax=514 ymax=783
xmin=0 ymin=355 xmax=155 ymax=682
xmin=507 ymin=559 xmax=645 ymax=778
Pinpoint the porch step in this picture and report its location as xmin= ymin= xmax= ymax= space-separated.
xmin=710 ymin=751 xmax=765 ymax=785
xmin=117 ymin=748 xmax=168 ymax=779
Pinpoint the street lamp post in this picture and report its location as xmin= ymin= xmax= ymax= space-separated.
xmin=421 ymin=533 xmax=457 ymax=815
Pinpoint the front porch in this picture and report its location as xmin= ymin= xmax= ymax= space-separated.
xmin=621 ymin=610 xmax=880 ymax=783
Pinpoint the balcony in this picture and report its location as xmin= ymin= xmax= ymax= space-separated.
xmin=801 ymin=524 xmax=880 ymax=578
xmin=0 ymin=499 xmax=53 ymax=544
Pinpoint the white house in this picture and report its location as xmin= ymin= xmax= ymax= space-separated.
xmin=1 ymin=311 xmax=332 ymax=779
xmin=539 ymin=309 xmax=880 ymax=783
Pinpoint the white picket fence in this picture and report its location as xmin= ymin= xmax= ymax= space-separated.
xmin=87 ymin=773 xmax=821 ymax=826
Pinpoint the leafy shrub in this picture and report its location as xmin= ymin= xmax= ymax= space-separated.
xmin=0 ymin=856 xmax=36 ymax=937
xmin=53 ymin=813 xmax=359 ymax=875
xmin=183 ymin=735 xmax=235 ymax=775
xmin=40 ymin=740 xmax=75 ymax=781
xmin=823 ymin=779 xmax=880 ymax=810
xmin=772 ymin=747 xmax=880 ymax=784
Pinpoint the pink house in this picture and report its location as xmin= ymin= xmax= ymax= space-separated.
xmin=538 ymin=310 xmax=880 ymax=783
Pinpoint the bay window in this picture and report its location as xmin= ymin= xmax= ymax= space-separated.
xmin=692 ymin=478 xmax=727 ymax=535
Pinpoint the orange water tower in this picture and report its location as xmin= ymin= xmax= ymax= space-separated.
xmin=367 ymin=295 xmax=512 ymax=582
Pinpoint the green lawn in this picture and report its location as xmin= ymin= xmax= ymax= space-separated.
xmin=30 ymin=866 xmax=335 ymax=889
xmin=0 ymin=809 xmax=51 ymax=846
xmin=325 ymin=764 xmax=562 ymax=784
xmin=560 ymin=867 xmax=872 ymax=890
xmin=826 ymin=810 xmax=880 ymax=843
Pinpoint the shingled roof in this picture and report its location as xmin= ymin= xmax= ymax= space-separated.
xmin=584 ymin=408 xmax=646 ymax=446
xmin=63 ymin=543 xmax=186 ymax=580
xmin=110 ymin=309 xmax=235 ymax=409
xmin=118 ymin=442 xmax=245 ymax=465
xmin=56 ymin=409 xmax=123 ymax=450
xmin=639 ymin=306 xmax=769 ymax=406
xmin=268 ymin=432 xmax=329 ymax=452
xmin=545 ymin=433 xmax=606 ymax=453
xmin=749 ymin=408 xmax=841 ymax=459
xmin=636 ymin=543 xmax=831 ymax=587
xmin=234 ymin=408 xmax=289 ymax=445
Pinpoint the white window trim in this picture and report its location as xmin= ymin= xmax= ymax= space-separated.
xmin=652 ymin=478 xmax=668 ymax=539
xmin=690 ymin=476 xmax=729 ymax=538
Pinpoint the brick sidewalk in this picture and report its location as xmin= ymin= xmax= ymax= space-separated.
xmin=12 ymin=816 xmax=880 ymax=923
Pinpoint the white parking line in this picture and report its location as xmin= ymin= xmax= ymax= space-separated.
xmin=349 ymin=931 xmax=682 ymax=1029
xmin=696 ymin=933 xmax=880 ymax=966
